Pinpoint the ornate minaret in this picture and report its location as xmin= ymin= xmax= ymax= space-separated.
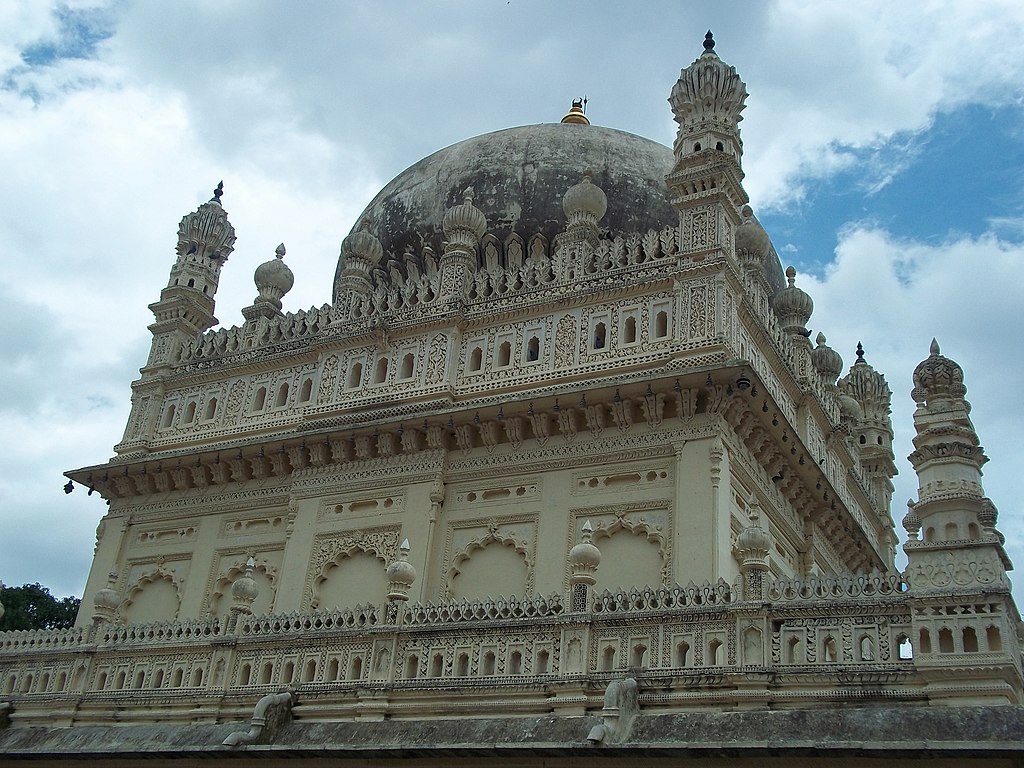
xmin=146 ymin=182 xmax=236 ymax=372
xmin=838 ymin=343 xmax=898 ymax=514
xmin=902 ymin=340 xmax=1011 ymax=591
xmin=666 ymin=31 xmax=749 ymax=263
xmin=115 ymin=184 xmax=235 ymax=455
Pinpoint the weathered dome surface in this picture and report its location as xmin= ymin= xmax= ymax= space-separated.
xmin=335 ymin=122 xmax=785 ymax=301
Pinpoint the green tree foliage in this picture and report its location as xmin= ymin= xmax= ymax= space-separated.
xmin=0 ymin=583 xmax=81 ymax=631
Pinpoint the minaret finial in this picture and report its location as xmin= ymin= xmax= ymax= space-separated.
xmin=703 ymin=30 xmax=715 ymax=52
xmin=855 ymin=341 xmax=865 ymax=362
xmin=212 ymin=181 xmax=224 ymax=203
xmin=930 ymin=338 xmax=940 ymax=356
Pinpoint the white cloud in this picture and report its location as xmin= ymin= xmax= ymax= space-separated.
xmin=803 ymin=224 xmax=1024 ymax=584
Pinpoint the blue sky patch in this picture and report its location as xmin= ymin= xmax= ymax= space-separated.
xmin=20 ymin=4 xmax=116 ymax=67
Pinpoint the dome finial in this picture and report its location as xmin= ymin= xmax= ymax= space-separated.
xmin=930 ymin=338 xmax=940 ymax=356
xmin=275 ymin=242 xmax=286 ymax=259
xmin=561 ymin=97 xmax=590 ymax=125
xmin=704 ymin=30 xmax=715 ymax=52
xmin=856 ymin=341 xmax=865 ymax=363
xmin=211 ymin=180 xmax=224 ymax=203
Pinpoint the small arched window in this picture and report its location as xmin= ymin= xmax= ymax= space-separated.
xmin=405 ymin=655 xmax=419 ymax=679
xmin=497 ymin=341 xmax=511 ymax=367
xmin=275 ymin=382 xmax=289 ymax=407
xmin=204 ymin=397 xmax=218 ymax=420
xmin=536 ymin=649 xmax=549 ymax=674
xmin=469 ymin=346 xmax=483 ymax=372
xmin=253 ymin=387 xmax=267 ymax=411
xmin=593 ymin=322 xmax=606 ymax=349
xmin=676 ymin=641 xmax=690 ymax=667
xmin=509 ymin=651 xmax=522 ymax=674
xmin=184 ymin=401 xmax=196 ymax=423
xmin=299 ymin=378 xmax=313 ymax=402
xmin=162 ymin=404 xmax=176 ymax=428
xmin=526 ymin=336 xmax=540 ymax=362
xmin=482 ymin=651 xmax=496 ymax=676
xmin=655 ymin=310 xmax=669 ymax=338
xmin=373 ymin=357 xmax=389 ymax=384
xmin=400 ymin=353 xmax=415 ymax=379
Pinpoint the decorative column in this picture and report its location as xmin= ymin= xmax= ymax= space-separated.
xmin=227 ymin=560 xmax=259 ymax=633
xmin=91 ymin=572 xmax=122 ymax=625
xmin=386 ymin=539 xmax=417 ymax=607
xmin=733 ymin=496 xmax=771 ymax=601
xmin=568 ymin=521 xmax=601 ymax=612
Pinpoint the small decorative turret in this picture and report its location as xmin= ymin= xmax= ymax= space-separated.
xmin=442 ymin=187 xmax=488 ymax=252
xmin=92 ymin=572 xmax=121 ymax=625
xmin=337 ymin=219 xmax=383 ymax=298
xmin=562 ymin=170 xmax=607 ymax=244
xmin=243 ymin=243 xmax=295 ymax=321
xmin=386 ymin=539 xmax=417 ymax=602
xmin=668 ymin=30 xmax=748 ymax=163
xmin=811 ymin=332 xmax=843 ymax=383
xmin=569 ymin=521 xmax=601 ymax=612
xmin=839 ymin=343 xmax=897 ymax=512
xmin=439 ymin=188 xmax=487 ymax=302
xmin=734 ymin=205 xmax=770 ymax=268
xmin=772 ymin=266 xmax=813 ymax=337
xmin=734 ymin=496 xmax=771 ymax=600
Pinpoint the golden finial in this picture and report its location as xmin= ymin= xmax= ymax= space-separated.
xmin=560 ymin=97 xmax=590 ymax=125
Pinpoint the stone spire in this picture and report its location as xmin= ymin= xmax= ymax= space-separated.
xmin=439 ymin=187 xmax=487 ymax=302
xmin=903 ymin=341 xmax=1011 ymax=593
xmin=147 ymin=183 xmax=237 ymax=364
xmin=668 ymin=30 xmax=748 ymax=165
xmin=568 ymin=521 xmax=601 ymax=612
xmin=666 ymin=33 xmax=749 ymax=264
xmin=337 ymin=218 xmax=383 ymax=299
xmin=386 ymin=539 xmax=417 ymax=603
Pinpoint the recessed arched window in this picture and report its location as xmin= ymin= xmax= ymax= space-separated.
xmin=623 ymin=316 xmax=637 ymax=344
xmin=350 ymin=657 xmax=362 ymax=680
xmin=187 ymin=278 xmax=195 ymax=288
xmin=204 ymin=397 xmax=218 ymax=420
xmin=497 ymin=341 xmax=511 ymax=367
xmin=183 ymin=401 xmax=196 ymax=423
xmin=299 ymin=378 xmax=313 ymax=402
xmin=593 ymin=322 xmax=606 ymax=349
xmin=708 ymin=638 xmax=723 ymax=666
xmin=253 ymin=387 xmax=267 ymax=411
xmin=260 ymin=663 xmax=272 ymax=685
xmin=715 ymin=141 xmax=724 ymax=151
xmin=482 ymin=651 xmax=495 ymax=676
xmin=693 ymin=142 xmax=701 ymax=152
xmin=859 ymin=434 xmax=866 ymax=445
xmin=601 ymin=646 xmax=615 ymax=671
xmin=373 ymin=357 xmax=389 ymax=384
xmin=536 ymin=649 xmax=550 ymax=674
xmin=238 ymin=664 xmax=251 ymax=686
xmin=509 ymin=650 xmax=522 ymax=675
xmin=630 ymin=643 xmax=647 ymax=668
xmin=400 ymin=353 xmax=415 ymax=379
xmin=963 ymin=627 xmax=979 ymax=653
xmin=938 ymin=627 xmax=955 ymax=653
xmin=986 ymin=625 xmax=1003 ymax=651
xmin=191 ymin=668 xmax=204 ymax=687
xmin=303 ymin=659 xmax=317 ymax=682
xmin=526 ymin=336 xmax=540 ymax=362
xmin=281 ymin=662 xmax=294 ymax=684
xmin=326 ymin=658 xmax=339 ymax=682
xmin=469 ymin=346 xmax=483 ymax=372
xmin=456 ymin=653 xmax=469 ymax=677
xmin=676 ymin=641 xmax=690 ymax=667
xmin=430 ymin=654 xmax=443 ymax=678
xmin=405 ymin=654 xmax=419 ymax=679
xmin=655 ymin=310 xmax=669 ymax=338
xmin=172 ymin=668 xmax=184 ymax=687
xmin=133 ymin=670 xmax=145 ymax=689
xmin=275 ymin=382 xmax=289 ymax=407
xmin=162 ymin=404 xmax=176 ymax=428
xmin=348 ymin=362 xmax=362 ymax=388
xmin=919 ymin=628 xmax=932 ymax=654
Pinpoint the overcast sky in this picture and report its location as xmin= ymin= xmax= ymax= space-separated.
xmin=1 ymin=1 xmax=1023 ymax=600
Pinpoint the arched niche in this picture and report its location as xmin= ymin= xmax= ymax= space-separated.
xmin=313 ymin=548 xmax=387 ymax=610
xmin=449 ymin=539 xmax=529 ymax=601
xmin=209 ymin=561 xmax=277 ymax=618
xmin=123 ymin=569 xmax=182 ymax=624
xmin=592 ymin=522 xmax=665 ymax=593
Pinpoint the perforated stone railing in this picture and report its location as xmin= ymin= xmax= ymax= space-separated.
xmin=0 ymin=626 xmax=87 ymax=652
xmin=237 ymin=604 xmax=379 ymax=636
xmin=592 ymin=580 xmax=735 ymax=613
xmin=766 ymin=572 xmax=908 ymax=602
xmin=97 ymin=616 xmax=222 ymax=646
xmin=403 ymin=593 xmax=564 ymax=626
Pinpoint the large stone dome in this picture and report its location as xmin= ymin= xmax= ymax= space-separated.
xmin=334 ymin=122 xmax=783 ymax=299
